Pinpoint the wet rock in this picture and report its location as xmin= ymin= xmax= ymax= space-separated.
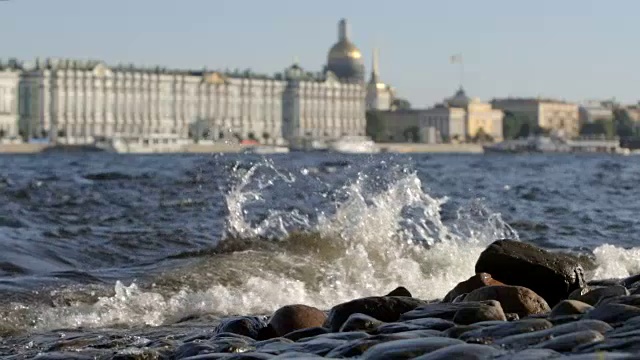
xmin=386 ymin=286 xmax=412 ymax=297
xmin=399 ymin=300 xmax=506 ymax=322
xmin=443 ymin=325 xmax=482 ymax=338
xmin=475 ymin=239 xmax=586 ymax=306
xmin=584 ymin=303 xmax=640 ymax=325
xmin=298 ymin=331 xmax=369 ymax=342
xmin=443 ymin=273 xmax=505 ymax=302
xmin=282 ymin=327 xmax=328 ymax=342
xmin=270 ymin=353 xmax=324 ymax=359
xmin=226 ymin=353 xmax=274 ymax=360
xmin=31 ymin=353 xmax=104 ymax=360
xmin=361 ymin=337 xmax=464 ymax=360
xmin=599 ymin=294 xmax=640 ymax=307
xmin=214 ymin=316 xmax=268 ymax=340
xmin=494 ymin=348 xmax=562 ymax=359
xmin=550 ymin=299 xmax=593 ymax=317
xmin=587 ymin=278 xmax=621 ymax=287
xmin=565 ymin=353 xmax=639 ymax=360
xmin=459 ymin=318 xmax=553 ymax=344
xmin=505 ymin=313 xmax=520 ymax=321
xmin=452 ymin=293 xmax=467 ymax=302
xmin=573 ymin=336 xmax=640 ymax=354
xmin=452 ymin=303 xmax=510 ymax=325
xmin=403 ymin=317 xmax=456 ymax=331
xmin=622 ymin=273 xmax=640 ymax=288
xmin=494 ymin=319 xmax=612 ymax=350
xmin=267 ymin=305 xmax=327 ymax=338
xmin=324 ymin=338 xmax=386 ymax=358
xmin=533 ymin=329 xmax=605 ymax=352
xmin=339 ymin=313 xmax=384 ymax=332
xmin=463 ymin=285 xmax=550 ymax=318
xmin=373 ymin=322 xmax=425 ymax=334
xmin=569 ymin=286 xmax=591 ymax=299
xmin=324 ymin=296 xmax=426 ymax=332
xmin=258 ymin=337 xmax=344 ymax=356
xmin=174 ymin=343 xmax=218 ymax=358
xmin=411 ymin=343 xmax=504 ymax=359
xmin=574 ymin=285 xmax=629 ymax=306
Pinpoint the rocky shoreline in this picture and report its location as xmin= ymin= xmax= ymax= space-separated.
xmin=8 ymin=239 xmax=640 ymax=359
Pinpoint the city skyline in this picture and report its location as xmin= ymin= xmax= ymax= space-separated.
xmin=1 ymin=0 xmax=639 ymax=107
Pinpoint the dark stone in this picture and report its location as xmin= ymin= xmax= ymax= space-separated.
xmin=174 ymin=343 xmax=218 ymax=358
xmin=532 ymin=330 xmax=605 ymax=352
xmin=339 ymin=313 xmax=383 ymax=332
xmin=505 ymin=313 xmax=520 ymax=321
xmin=494 ymin=349 xmax=563 ymax=360
xmin=452 ymin=304 xmax=508 ymax=325
xmin=373 ymin=322 xmax=425 ymax=334
xmin=584 ymin=303 xmax=640 ymax=325
xmin=214 ymin=316 xmax=268 ymax=340
xmin=459 ymin=318 xmax=553 ymax=344
xmin=360 ymin=337 xmax=465 ymax=360
xmin=282 ymin=327 xmax=329 ymax=342
xmin=463 ymin=285 xmax=550 ymax=318
xmin=324 ymin=338 xmax=385 ymax=358
xmin=574 ymin=285 xmax=629 ymax=306
xmin=599 ymin=294 xmax=640 ymax=307
xmin=404 ymin=317 xmax=456 ymax=331
xmin=267 ymin=304 xmax=327 ymax=338
xmin=443 ymin=273 xmax=505 ymax=302
xmin=443 ymin=325 xmax=482 ymax=338
xmin=324 ymin=296 xmax=426 ymax=332
xmin=257 ymin=337 xmax=344 ymax=356
xmin=587 ymin=278 xmax=621 ymax=287
xmin=411 ymin=343 xmax=504 ymax=360
xmin=550 ymin=299 xmax=593 ymax=317
xmin=226 ymin=353 xmax=274 ymax=360
xmin=475 ymin=239 xmax=586 ymax=306
xmin=623 ymin=273 xmax=640 ymax=288
xmin=386 ymin=286 xmax=412 ymax=297
xmin=297 ymin=331 xmax=369 ymax=342
xmin=399 ymin=300 xmax=506 ymax=322
xmin=568 ymin=287 xmax=591 ymax=299
xmin=494 ymin=319 xmax=612 ymax=350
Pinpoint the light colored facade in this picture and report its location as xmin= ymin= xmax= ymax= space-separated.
xmin=419 ymin=88 xmax=503 ymax=142
xmin=17 ymin=60 xmax=288 ymax=144
xmin=0 ymin=66 xmax=20 ymax=138
xmin=282 ymin=64 xmax=366 ymax=144
xmin=10 ymin=19 xmax=367 ymax=146
xmin=492 ymin=97 xmax=579 ymax=138
xmin=579 ymin=100 xmax=614 ymax=124
xmin=365 ymin=49 xmax=395 ymax=111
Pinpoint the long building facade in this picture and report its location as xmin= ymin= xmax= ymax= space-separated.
xmin=6 ymin=19 xmax=367 ymax=145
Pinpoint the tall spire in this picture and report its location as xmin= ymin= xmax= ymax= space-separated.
xmin=338 ymin=18 xmax=349 ymax=41
xmin=372 ymin=48 xmax=380 ymax=76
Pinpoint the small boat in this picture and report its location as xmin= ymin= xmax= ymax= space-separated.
xmin=328 ymin=136 xmax=380 ymax=154
xmin=243 ymin=145 xmax=290 ymax=154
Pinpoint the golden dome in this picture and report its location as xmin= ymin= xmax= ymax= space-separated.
xmin=328 ymin=40 xmax=362 ymax=61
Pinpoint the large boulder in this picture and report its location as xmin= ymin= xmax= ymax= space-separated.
xmin=463 ymin=285 xmax=550 ymax=318
xmin=399 ymin=300 xmax=506 ymax=323
xmin=443 ymin=273 xmax=505 ymax=302
xmin=324 ymin=296 xmax=427 ymax=332
xmin=475 ymin=239 xmax=585 ymax=306
xmin=266 ymin=304 xmax=327 ymax=338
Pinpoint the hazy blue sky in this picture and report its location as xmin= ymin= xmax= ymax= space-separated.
xmin=1 ymin=0 xmax=638 ymax=107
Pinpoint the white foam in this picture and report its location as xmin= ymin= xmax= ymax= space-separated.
xmin=28 ymin=160 xmax=520 ymax=331
xmin=590 ymin=244 xmax=640 ymax=280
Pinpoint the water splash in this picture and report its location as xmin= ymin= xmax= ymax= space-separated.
xmin=12 ymin=158 xmax=525 ymax=332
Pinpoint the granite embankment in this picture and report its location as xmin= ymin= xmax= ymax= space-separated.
xmin=22 ymin=239 xmax=640 ymax=359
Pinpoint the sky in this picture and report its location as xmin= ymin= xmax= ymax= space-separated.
xmin=1 ymin=0 xmax=638 ymax=108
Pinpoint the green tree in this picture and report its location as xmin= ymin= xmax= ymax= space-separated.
xmin=613 ymin=108 xmax=634 ymax=137
xmin=366 ymin=110 xmax=386 ymax=142
xmin=403 ymin=126 xmax=420 ymax=142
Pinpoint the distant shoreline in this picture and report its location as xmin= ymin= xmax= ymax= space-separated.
xmin=0 ymin=142 xmax=485 ymax=154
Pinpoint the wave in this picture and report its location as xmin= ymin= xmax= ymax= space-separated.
xmin=2 ymin=158 xmax=640 ymax=335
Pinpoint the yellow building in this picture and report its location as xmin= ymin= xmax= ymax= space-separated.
xmin=491 ymin=98 xmax=580 ymax=138
xmin=432 ymin=87 xmax=504 ymax=141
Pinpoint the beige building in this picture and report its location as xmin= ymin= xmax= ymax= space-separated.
xmin=0 ymin=63 xmax=20 ymax=138
xmin=365 ymin=48 xmax=395 ymax=111
xmin=492 ymin=97 xmax=579 ymax=138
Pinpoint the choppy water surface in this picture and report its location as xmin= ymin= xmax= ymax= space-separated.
xmin=1 ymin=152 xmax=640 ymax=356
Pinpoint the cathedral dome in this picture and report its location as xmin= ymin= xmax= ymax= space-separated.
xmin=326 ymin=19 xmax=365 ymax=83
xmin=446 ymin=87 xmax=472 ymax=108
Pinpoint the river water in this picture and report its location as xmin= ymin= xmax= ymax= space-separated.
xmin=1 ymin=152 xmax=640 ymax=356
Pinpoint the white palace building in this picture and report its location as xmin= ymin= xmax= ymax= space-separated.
xmin=0 ymin=19 xmax=368 ymax=146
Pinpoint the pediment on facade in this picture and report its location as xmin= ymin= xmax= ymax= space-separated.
xmin=324 ymin=71 xmax=340 ymax=86
xmin=92 ymin=63 xmax=113 ymax=77
xmin=203 ymin=72 xmax=228 ymax=85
